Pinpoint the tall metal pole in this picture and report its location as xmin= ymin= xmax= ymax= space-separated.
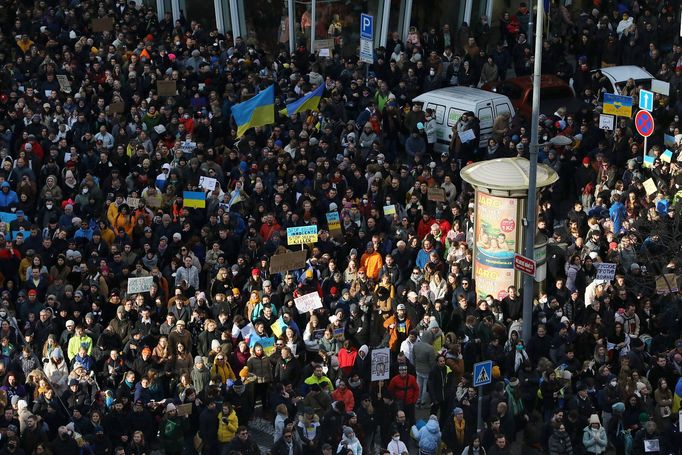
xmin=521 ymin=0 xmax=544 ymax=343
xmin=477 ymin=386 xmax=483 ymax=432
xmin=527 ymin=0 xmax=534 ymax=47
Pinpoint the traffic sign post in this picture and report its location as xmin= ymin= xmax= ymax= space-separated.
xmin=514 ymin=253 xmax=536 ymax=277
xmin=359 ymin=13 xmax=374 ymax=66
xmin=639 ymin=89 xmax=654 ymax=112
xmin=473 ymin=360 xmax=492 ymax=432
xmin=635 ymin=109 xmax=655 ymax=156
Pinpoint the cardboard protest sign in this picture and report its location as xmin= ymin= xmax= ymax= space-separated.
xmin=427 ymin=187 xmax=446 ymax=202
xmin=91 ymin=17 xmax=114 ymax=32
xmin=269 ymin=250 xmax=308 ymax=274
xmin=176 ymin=403 xmax=193 ymax=416
xmin=127 ymin=276 xmax=154 ymax=294
xmin=109 ymin=102 xmax=125 ymax=114
xmin=157 ymin=80 xmax=177 ymax=96
xmin=655 ymin=274 xmax=679 ymax=294
xmin=126 ymin=197 xmax=140 ymax=209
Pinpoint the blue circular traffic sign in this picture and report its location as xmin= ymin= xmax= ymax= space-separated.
xmin=635 ymin=110 xmax=654 ymax=137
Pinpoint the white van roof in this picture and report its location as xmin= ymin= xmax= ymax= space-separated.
xmin=414 ymin=86 xmax=510 ymax=105
xmin=598 ymin=66 xmax=654 ymax=84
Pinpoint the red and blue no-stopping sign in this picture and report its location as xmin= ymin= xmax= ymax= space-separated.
xmin=635 ymin=110 xmax=654 ymax=137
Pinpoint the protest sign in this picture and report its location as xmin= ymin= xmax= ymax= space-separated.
xmin=287 ymin=225 xmax=318 ymax=245
xmin=91 ymin=16 xmax=114 ymax=32
xmin=383 ymin=204 xmax=396 ymax=216
xmin=199 ymin=176 xmax=217 ymax=191
xmin=326 ymin=212 xmax=342 ymax=239
xmin=371 ymin=348 xmax=391 ymax=381
xmin=458 ymin=129 xmax=476 ymax=142
xmin=655 ymin=274 xmax=679 ymax=294
xmin=56 ymin=75 xmax=71 ymax=92
xmin=180 ymin=141 xmax=197 ymax=155
xmin=127 ymin=276 xmax=154 ymax=294
xmin=294 ymin=292 xmax=323 ymax=313
xmin=157 ymin=80 xmax=177 ymax=96
xmin=595 ymin=263 xmax=617 ymax=281
xmin=176 ymin=403 xmax=193 ymax=416
xmin=642 ymin=178 xmax=657 ymax=196
xmin=269 ymin=250 xmax=308 ymax=274
xmin=126 ymin=197 xmax=140 ymax=209
xmin=109 ymin=102 xmax=125 ymax=114
xmin=427 ymin=187 xmax=446 ymax=202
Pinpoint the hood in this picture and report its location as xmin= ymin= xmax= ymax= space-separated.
xmin=426 ymin=418 xmax=440 ymax=433
xmin=1 ymin=182 xmax=9 ymax=189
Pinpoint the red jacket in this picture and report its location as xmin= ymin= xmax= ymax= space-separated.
xmin=387 ymin=373 xmax=419 ymax=405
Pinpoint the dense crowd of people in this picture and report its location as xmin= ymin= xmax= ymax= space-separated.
xmin=0 ymin=0 xmax=681 ymax=455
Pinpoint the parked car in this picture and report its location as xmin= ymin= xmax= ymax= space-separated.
xmin=590 ymin=65 xmax=654 ymax=94
xmin=482 ymin=75 xmax=576 ymax=120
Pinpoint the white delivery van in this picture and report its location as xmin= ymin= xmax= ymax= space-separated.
xmin=413 ymin=86 xmax=515 ymax=154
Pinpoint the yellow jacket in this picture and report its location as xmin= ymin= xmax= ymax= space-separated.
xmin=210 ymin=361 xmax=236 ymax=384
xmin=217 ymin=410 xmax=238 ymax=443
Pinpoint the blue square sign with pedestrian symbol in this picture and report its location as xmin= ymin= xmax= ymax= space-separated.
xmin=473 ymin=360 xmax=493 ymax=387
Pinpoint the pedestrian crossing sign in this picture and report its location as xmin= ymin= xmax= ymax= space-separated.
xmin=473 ymin=360 xmax=493 ymax=387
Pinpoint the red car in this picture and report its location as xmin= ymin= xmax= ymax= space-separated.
xmin=482 ymin=75 xmax=576 ymax=120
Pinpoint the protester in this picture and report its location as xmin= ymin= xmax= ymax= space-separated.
xmin=0 ymin=1 xmax=681 ymax=455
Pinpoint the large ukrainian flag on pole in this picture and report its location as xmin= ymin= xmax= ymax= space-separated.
xmin=281 ymin=84 xmax=325 ymax=116
xmin=233 ymin=85 xmax=275 ymax=137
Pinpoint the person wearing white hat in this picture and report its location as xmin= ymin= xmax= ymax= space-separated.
xmin=159 ymin=402 xmax=187 ymax=455
xmin=583 ymin=414 xmax=607 ymax=455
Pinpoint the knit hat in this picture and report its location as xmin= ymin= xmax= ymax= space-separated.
xmin=638 ymin=412 xmax=650 ymax=423
xmin=194 ymin=356 xmax=204 ymax=365
xmin=611 ymin=402 xmax=625 ymax=413
xmin=165 ymin=403 xmax=177 ymax=412
xmin=589 ymin=414 xmax=600 ymax=425
xmin=428 ymin=319 xmax=439 ymax=329
xmin=343 ymin=426 xmax=354 ymax=437
xmin=211 ymin=339 xmax=221 ymax=350
xmin=453 ymin=407 xmax=464 ymax=416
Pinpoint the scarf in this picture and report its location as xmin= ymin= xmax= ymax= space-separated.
xmin=454 ymin=417 xmax=466 ymax=443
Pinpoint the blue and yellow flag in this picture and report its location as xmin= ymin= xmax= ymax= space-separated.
xmin=232 ymin=85 xmax=275 ymax=137
xmin=183 ymin=191 xmax=206 ymax=209
xmin=281 ymin=84 xmax=325 ymax=116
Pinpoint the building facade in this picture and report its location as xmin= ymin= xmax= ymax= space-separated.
xmin=157 ymin=0 xmax=500 ymax=56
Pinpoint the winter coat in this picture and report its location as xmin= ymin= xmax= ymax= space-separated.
xmin=387 ymin=373 xmax=419 ymax=405
xmin=43 ymin=358 xmax=70 ymax=395
xmin=246 ymin=354 xmax=274 ymax=383
xmin=549 ymin=429 xmax=573 ymax=455
xmin=411 ymin=416 xmax=442 ymax=454
xmin=582 ymin=425 xmax=607 ymax=454
xmin=217 ymin=410 xmax=238 ymax=443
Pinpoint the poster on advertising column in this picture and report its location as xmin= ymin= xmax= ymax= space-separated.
xmin=474 ymin=191 xmax=518 ymax=301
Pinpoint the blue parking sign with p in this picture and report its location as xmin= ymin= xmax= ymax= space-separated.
xmin=361 ymin=13 xmax=373 ymax=40
xmin=473 ymin=360 xmax=493 ymax=387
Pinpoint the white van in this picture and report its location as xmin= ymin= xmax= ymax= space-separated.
xmin=413 ymin=87 xmax=515 ymax=154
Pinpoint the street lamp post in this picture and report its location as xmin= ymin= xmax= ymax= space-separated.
xmin=521 ymin=0 xmax=573 ymax=342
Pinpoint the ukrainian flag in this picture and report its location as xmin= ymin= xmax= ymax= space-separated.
xmin=232 ymin=85 xmax=275 ymax=137
xmin=183 ymin=191 xmax=206 ymax=209
xmin=281 ymin=84 xmax=325 ymax=116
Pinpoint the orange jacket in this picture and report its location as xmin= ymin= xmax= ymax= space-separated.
xmin=360 ymin=251 xmax=383 ymax=280
xmin=383 ymin=315 xmax=412 ymax=352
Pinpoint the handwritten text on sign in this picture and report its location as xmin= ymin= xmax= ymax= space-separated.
xmin=127 ymin=276 xmax=154 ymax=294
xmin=287 ymin=225 xmax=318 ymax=245
xmin=293 ymin=291 xmax=323 ymax=313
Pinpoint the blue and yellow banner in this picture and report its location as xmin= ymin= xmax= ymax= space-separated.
xmin=287 ymin=225 xmax=318 ymax=245
xmin=232 ymin=85 xmax=275 ymax=137
xmin=603 ymin=93 xmax=632 ymax=117
xmin=183 ymin=191 xmax=206 ymax=209
xmin=281 ymin=84 xmax=325 ymax=117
